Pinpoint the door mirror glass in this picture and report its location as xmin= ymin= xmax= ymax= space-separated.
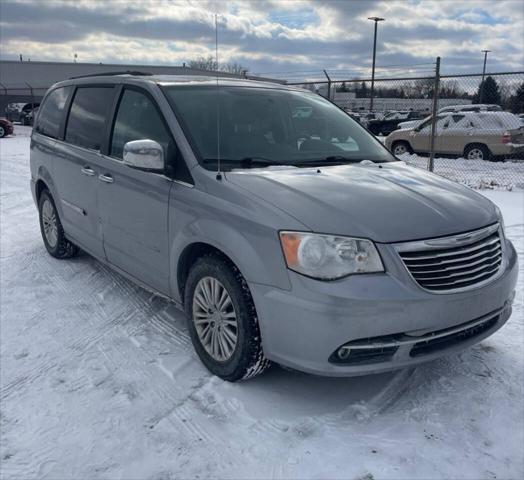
xmin=123 ymin=139 xmax=164 ymax=171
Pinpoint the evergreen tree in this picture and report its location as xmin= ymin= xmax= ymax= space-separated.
xmin=508 ymin=82 xmax=524 ymax=113
xmin=473 ymin=76 xmax=501 ymax=104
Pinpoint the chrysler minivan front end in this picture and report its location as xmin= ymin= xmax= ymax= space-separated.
xmin=248 ymin=223 xmax=517 ymax=376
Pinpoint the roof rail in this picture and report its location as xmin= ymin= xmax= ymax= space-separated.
xmin=69 ymin=70 xmax=153 ymax=80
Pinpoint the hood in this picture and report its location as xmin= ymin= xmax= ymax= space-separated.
xmin=225 ymin=162 xmax=498 ymax=243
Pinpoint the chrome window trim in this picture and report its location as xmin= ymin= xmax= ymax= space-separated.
xmin=393 ymin=223 xmax=506 ymax=295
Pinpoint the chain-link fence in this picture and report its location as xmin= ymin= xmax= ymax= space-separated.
xmin=289 ymin=64 xmax=524 ymax=190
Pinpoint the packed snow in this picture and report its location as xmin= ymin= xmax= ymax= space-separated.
xmin=1 ymin=126 xmax=523 ymax=479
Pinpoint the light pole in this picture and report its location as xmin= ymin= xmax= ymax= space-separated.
xmin=479 ymin=49 xmax=490 ymax=103
xmin=368 ymin=16 xmax=384 ymax=112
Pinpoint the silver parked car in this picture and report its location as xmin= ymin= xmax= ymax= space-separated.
xmin=30 ymin=74 xmax=518 ymax=381
xmin=387 ymin=111 xmax=524 ymax=160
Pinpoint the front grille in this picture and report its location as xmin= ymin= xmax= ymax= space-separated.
xmin=396 ymin=225 xmax=503 ymax=293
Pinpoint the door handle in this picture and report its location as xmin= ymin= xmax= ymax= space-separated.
xmin=81 ymin=166 xmax=96 ymax=176
xmin=99 ymin=174 xmax=114 ymax=184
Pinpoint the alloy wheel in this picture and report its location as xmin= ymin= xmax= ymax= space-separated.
xmin=42 ymin=199 xmax=58 ymax=248
xmin=394 ymin=144 xmax=407 ymax=155
xmin=467 ymin=148 xmax=484 ymax=160
xmin=192 ymin=276 xmax=238 ymax=362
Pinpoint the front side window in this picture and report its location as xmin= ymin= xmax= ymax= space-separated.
xmin=65 ymin=87 xmax=115 ymax=150
xmin=35 ymin=86 xmax=71 ymax=139
xmin=164 ymin=86 xmax=396 ymax=171
xmin=110 ymin=89 xmax=172 ymax=160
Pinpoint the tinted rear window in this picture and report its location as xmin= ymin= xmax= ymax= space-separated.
xmin=65 ymin=87 xmax=115 ymax=150
xmin=35 ymin=87 xmax=71 ymax=139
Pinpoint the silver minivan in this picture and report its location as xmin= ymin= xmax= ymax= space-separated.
xmin=30 ymin=73 xmax=518 ymax=381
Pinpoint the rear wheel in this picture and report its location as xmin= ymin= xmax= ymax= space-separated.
xmin=464 ymin=144 xmax=491 ymax=161
xmin=0 ymin=126 xmax=5 ymax=138
xmin=184 ymin=254 xmax=271 ymax=382
xmin=392 ymin=141 xmax=412 ymax=156
xmin=38 ymin=190 xmax=79 ymax=259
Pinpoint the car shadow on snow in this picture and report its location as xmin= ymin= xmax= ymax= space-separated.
xmin=64 ymin=249 xmax=505 ymax=425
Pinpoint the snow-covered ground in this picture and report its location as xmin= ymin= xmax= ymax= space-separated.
xmin=1 ymin=126 xmax=523 ymax=480
xmin=375 ymin=135 xmax=524 ymax=190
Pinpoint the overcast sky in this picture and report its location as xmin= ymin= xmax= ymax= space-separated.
xmin=1 ymin=0 xmax=523 ymax=81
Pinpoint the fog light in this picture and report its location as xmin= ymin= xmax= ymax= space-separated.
xmin=337 ymin=347 xmax=351 ymax=360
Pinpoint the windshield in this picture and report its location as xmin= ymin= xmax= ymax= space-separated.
xmin=163 ymin=86 xmax=396 ymax=170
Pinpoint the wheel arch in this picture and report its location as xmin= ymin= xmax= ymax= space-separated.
xmin=177 ymin=242 xmax=236 ymax=302
xmin=172 ymin=221 xmax=291 ymax=304
xmin=463 ymin=142 xmax=491 ymax=158
xmin=35 ymin=178 xmax=49 ymax=203
xmin=391 ymin=139 xmax=413 ymax=154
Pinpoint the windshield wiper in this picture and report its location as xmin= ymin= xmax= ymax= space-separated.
xmin=293 ymin=155 xmax=363 ymax=166
xmin=203 ymin=157 xmax=289 ymax=168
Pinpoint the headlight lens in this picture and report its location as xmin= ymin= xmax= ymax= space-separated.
xmin=279 ymin=231 xmax=384 ymax=280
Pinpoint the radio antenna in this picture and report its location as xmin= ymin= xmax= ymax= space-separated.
xmin=215 ymin=13 xmax=222 ymax=180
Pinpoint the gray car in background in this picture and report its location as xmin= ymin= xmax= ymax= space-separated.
xmin=30 ymin=74 xmax=518 ymax=381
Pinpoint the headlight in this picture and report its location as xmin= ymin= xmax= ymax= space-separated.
xmin=279 ymin=231 xmax=384 ymax=280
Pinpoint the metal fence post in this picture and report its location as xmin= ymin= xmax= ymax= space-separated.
xmin=323 ymin=70 xmax=332 ymax=100
xmin=428 ymin=57 xmax=441 ymax=172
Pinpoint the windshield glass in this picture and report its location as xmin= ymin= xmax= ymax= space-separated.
xmin=163 ymin=86 xmax=396 ymax=170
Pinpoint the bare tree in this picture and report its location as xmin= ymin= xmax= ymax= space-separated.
xmin=188 ymin=56 xmax=218 ymax=71
xmin=188 ymin=56 xmax=247 ymax=76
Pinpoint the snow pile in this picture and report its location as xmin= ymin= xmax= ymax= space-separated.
xmin=400 ymin=153 xmax=524 ymax=190
xmin=1 ymin=126 xmax=523 ymax=479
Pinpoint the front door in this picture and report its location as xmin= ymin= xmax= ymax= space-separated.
xmin=409 ymin=114 xmax=448 ymax=153
xmin=97 ymin=87 xmax=176 ymax=295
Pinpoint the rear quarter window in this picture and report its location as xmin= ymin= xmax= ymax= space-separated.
xmin=35 ymin=86 xmax=72 ymax=139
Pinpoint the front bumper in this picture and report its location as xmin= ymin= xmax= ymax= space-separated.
xmin=250 ymin=239 xmax=518 ymax=377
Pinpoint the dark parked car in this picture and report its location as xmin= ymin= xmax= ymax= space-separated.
xmin=21 ymin=103 xmax=40 ymax=126
xmin=0 ymin=118 xmax=14 ymax=138
xmin=368 ymin=111 xmax=425 ymax=136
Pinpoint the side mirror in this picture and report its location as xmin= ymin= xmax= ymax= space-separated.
xmin=123 ymin=139 xmax=164 ymax=172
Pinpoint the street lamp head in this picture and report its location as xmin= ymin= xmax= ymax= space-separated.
xmin=481 ymin=50 xmax=491 ymax=53
xmin=368 ymin=16 xmax=385 ymax=22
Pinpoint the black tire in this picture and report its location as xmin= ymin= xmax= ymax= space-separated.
xmin=391 ymin=140 xmax=413 ymax=156
xmin=184 ymin=254 xmax=271 ymax=382
xmin=38 ymin=190 xmax=79 ymax=259
xmin=464 ymin=144 xmax=491 ymax=161
xmin=0 ymin=125 xmax=6 ymax=138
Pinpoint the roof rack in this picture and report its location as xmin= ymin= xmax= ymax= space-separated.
xmin=69 ymin=70 xmax=153 ymax=80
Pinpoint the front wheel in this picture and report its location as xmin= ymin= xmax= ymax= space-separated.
xmin=392 ymin=141 xmax=412 ymax=156
xmin=184 ymin=254 xmax=271 ymax=382
xmin=0 ymin=126 xmax=5 ymax=138
xmin=38 ymin=190 xmax=79 ymax=259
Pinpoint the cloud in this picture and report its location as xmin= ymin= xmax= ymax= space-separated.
xmin=1 ymin=0 xmax=522 ymax=80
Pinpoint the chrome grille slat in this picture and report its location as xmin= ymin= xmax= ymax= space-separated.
xmin=400 ymin=235 xmax=499 ymax=261
xmin=422 ymin=265 xmax=500 ymax=288
xmin=395 ymin=225 xmax=503 ymax=293
xmin=411 ymin=251 xmax=502 ymax=275
xmin=403 ymin=243 xmax=501 ymax=268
